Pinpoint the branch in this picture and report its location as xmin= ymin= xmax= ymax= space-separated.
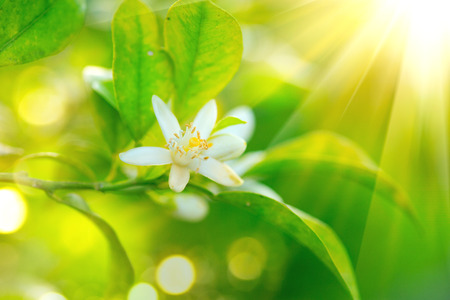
xmin=0 ymin=172 xmax=161 ymax=193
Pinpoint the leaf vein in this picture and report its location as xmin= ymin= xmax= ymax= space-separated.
xmin=0 ymin=1 xmax=55 ymax=54
xmin=177 ymin=1 xmax=206 ymax=102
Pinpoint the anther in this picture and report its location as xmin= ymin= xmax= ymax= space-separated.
xmin=189 ymin=137 xmax=200 ymax=148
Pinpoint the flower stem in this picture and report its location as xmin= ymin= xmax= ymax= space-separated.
xmin=0 ymin=172 xmax=161 ymax=193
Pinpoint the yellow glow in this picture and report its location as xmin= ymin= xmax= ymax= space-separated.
xmin=18 ymin=88 xmax=66 ymax=126
xmin=156 ymin=255 xmax=196 ymax=295
xmin=227 ymin=237 xmax=267 ymax=281
xmin=0 ymin=188 xmax=27 ymax=234
xmin=38 ymin=292 xmax=67 ymax=300
xmin=381 ymin=0 xmax=450 ymax=52
xmin=128 ymin=282 xmax=159 ymax=300
xmin=60 ymin=214 xmax=96 ymax=254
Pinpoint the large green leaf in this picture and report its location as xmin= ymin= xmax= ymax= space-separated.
xmin=59 ymin=193 xmax=134 ymax=297
xmin=215 ymin=191 xmax=360 ymax=300
xmin=247 ymin=131 xmax=418 ymax=224
xmin=84 ymin=66 xmax=131 ymax=154
xmin=112 ymin=0 xmax=173 ymax=142
xmin=0 ymin=0 xmax=86 ymax=66
xmin=165 ymin=0 xmax=242 ymax=116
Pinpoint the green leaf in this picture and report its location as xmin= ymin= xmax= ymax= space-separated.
xmin=60 ymin=193 xmax=134 ymax=297
xmin=247 ymin=131 xmax=419 ymax=225
xmin=93 ymin=80 xmax=117 ymax=109
xmin=215 ymin=191 xmax=360 ymax=300
xmin=112 ymin=0 xmax=173 ymax=142
xmin=165 ymin=0 xmax=242 ymax=116
xmin=212 ymin=116 xmax=246 ymax=134
xmin=91 ymin=92 xmax=131 ymax=154
xmin=84 ymin=66 xmax=131 ymax=154
xmin=0 ymin=0 xmax=86 ymax=67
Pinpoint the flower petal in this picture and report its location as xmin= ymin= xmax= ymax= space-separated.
xmin=194 ymin=158 xmax=243 ymax=187
xmin=119 ymin=147 xmax=172 ymax=166
xmin=226 ymin=151 xmax=265 ymax=176
xmin=193 ymin=100 xmax=217 ymax=139
xmin=82 ymin=66 xmax=113 ymax=83
xmin=152 ymin=95 xmax=181 ymax=142
xmin=203 ymin=134 xmax=246 ymax=161
xmin=169 ymin=164 xmax=190 ymax=192
xmin=216 ymin=106 xmax=255 ymax=142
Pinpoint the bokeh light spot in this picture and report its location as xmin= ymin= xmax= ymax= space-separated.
xmin=38 ymin=292 xmax=67 ymax=300
xmin=173 ymin=193 xmax=209 ymax=222
xmin=128 ymin=282 xmax=158 ymax=300
xmin=228 ymin=237 xmax=267 ymax=281
xmin=0 ymin=188 xmax=27 ymax=234
xmin=156 ymin=255 xmax=196 ymax=295
xmin=229 ymin=252 xmax=262 ymax=281
xmin=18 ymin=88 xmax=66 ymax=126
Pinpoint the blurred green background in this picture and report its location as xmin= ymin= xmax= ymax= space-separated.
xmin=0 ymin=0 xmax=449 ymax=299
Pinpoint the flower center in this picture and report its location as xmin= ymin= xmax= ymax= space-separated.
xmin=166 ymin=123 xmax=213 ymax=166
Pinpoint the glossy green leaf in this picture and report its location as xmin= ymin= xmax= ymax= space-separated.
xmin=247 ymin=131 xmax=418 ymax=224
xmin=84 ymin=66 xmax=131 ymax=154
xmin=215 ymin=191 xmax=360 ymax=300
xmin=165 ymin=0 xmax=242 ymax=116
xmin=91 ymin=92 xmax=131 ymax=154
xmin=112 ymin=0 xmax=173 ymax=142
xmin=212 ymin=116 xmax=246 ymax=134
xmin=59 ymin=193 xmax=134 ymax=297
xmin=0 ymin=0 xmax=86 ymax=67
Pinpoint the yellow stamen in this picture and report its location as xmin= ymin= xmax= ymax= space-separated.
xmin=189 ymin=137 xmax=200 ymax=147
xmin=207 ymin=143 xmax=213 ymax=148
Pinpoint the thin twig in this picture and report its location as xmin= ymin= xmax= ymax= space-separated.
xmin=0 ymin=172 xmax=161 ymax=193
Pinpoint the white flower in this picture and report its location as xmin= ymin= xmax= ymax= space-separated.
xmin=119 ymin=96 xmax=246 ymax=192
